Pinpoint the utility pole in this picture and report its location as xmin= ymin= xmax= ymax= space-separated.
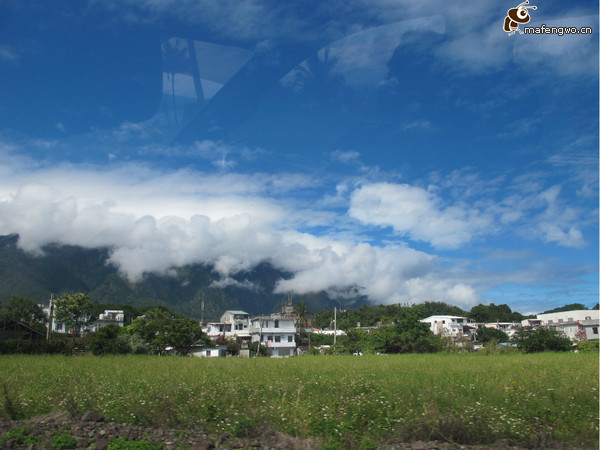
xmin=334 ymin=307 xmax=337 ymax=346
xmin=46 ymin=294 xmax=54 ymax=342
xmin=201 ymin=292 xmax=205 ymax=325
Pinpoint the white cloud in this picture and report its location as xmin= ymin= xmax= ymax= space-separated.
xmin=96 ymin=0 xmax=597 ymax=81
xmin=331 ymin=149 xmax=360 ymax=164
xmin=0 ymin=157 xmax=489 ymax=306
xmin=512 ymin=15 xmax=598 ymax=77
xmin=0 ymin=139 xmax=593 ymax=309
xmin=348 ymin=182 xmax=493 ymax=248
xmin=0 ymin=45 xmax=18 ymax=64
xmin=348 ymin=171 xmax=592 ymax=251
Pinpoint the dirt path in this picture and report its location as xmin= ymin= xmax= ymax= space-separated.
xmin=0 ymin=411 xmax=586 ymax=449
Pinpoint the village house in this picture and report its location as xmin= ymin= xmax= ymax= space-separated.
xmin=203 ymin=310 xmax=251 ymax=341
xmin=249 ymin=299 xmax=297 ymax=357
xmin=520 ymin=318 xmax=542 ymax=329
xmin=42 ymin=303 xmax=125 ymax=335
xmin=92 ymin=310 xmax=125 ymax=331
xmin=535 ymin=310 xmax=599 ymax=341
xmin=421 ymin=315 xmax=478 ymax=341
xmin=195 ymin=310 xmax=251 ymax=357
xmin=190 ymin=344 xmax=227 ymax=358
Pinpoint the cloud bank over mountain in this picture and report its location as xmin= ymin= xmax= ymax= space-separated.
xmin=0 ymin=138 xmax=595 ymax=310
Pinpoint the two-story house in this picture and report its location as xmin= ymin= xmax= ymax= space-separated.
xmin=92 ymin=310 xmax=125 ymax=331
xmin=421 ymin=315 xmax=477 ymax=341
xmin=249 ymin=299 xmax=297 ymax=357
xmin=203 ymin=310 xmax=251 ymax=341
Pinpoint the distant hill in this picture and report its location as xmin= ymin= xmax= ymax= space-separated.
xmin=0 ymin=234 xmax=366 ymax=320
xmin=542 ymin=303 xmax=590 ymax=314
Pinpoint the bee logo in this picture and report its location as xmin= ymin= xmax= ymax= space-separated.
xmin=504 ymin=1 xmax=537 ymax=35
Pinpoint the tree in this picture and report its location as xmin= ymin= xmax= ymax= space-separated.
xmin=163 ymin=318 xmax=210 ymax=356
xmin=53 ymin=293 xmax=93 ymax=336
xmin=292 ymin=48 xmax=345 ymax=99
xmin=375 ymin=314 xmax=442 ymax=354
xmin=476 ymin=327 xmax=510 ymax=344
xmin=0 ymin=295 xmax=46 ymax=331
xmin=127 ymin=306 xmax=178 ymax=354
xmin=468 ymin=303 xmax=523 ymax=323
xmin=293 ymin=301 xmax=310 ymax=328
xmin=226 ymin=338 xmax=241 ymax=356
xmin=88 ymin=324 xmax=131 ymax=355
xmin=542 ymin=303 xmax=588 ymax=314
xmin=249 ymin=341 xmax=268 ymax=356
xmin=127 ymin=307 xmax=210 ymax=356
xmin=512 ymin=328 xmax=572 ymax=353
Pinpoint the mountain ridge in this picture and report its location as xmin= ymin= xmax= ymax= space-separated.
xmin=0 ymin=234 xmax=365 ymax=320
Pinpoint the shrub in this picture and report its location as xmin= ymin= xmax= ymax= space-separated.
xmin=89 ymin=324 xmax=131 ymax=355
xmin=0 ymin=338 xmax=69 ymax=354
xmin=51 ymin=432 xmax=77 ymax=450
xmin=512 ymin=328 xmax=572 ymax=353
xmin=577 ymin=340 xmax=599 ymax=353
xmin=476 ymin=327 xmax=509 ymax=343
xmin=107 ymin=436 xmax=161 ymax=449
xmin=0 ymin=425 xmax=39 ymax=447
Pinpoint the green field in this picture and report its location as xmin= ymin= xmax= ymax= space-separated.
xmin=1 ymin=353 xmax=598 ymax=448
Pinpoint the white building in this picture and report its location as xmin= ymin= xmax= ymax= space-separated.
xmin=421 ymin=315 xmax=477 ymax=341
xmin=92 ymin=310 xmax=125 ymax=331
xmin=520 ymin=318 xmax=542 ymax=329
xmin=196 ymin=310 xmax=252 ymax=357
xmin=536 ymin=310 xmax=598 ymax=326
xmin=203 ymin=310 xmax=251 ymax=341
xmin=190 ymin=344 xmax=227 ymax=358
xmin=536 ymin=310 xmax=599 ymax=341
xmin=249 ymin=299 xmax=297 ymax=357
xmin=42 ymin=304 xmax=125 ymax=335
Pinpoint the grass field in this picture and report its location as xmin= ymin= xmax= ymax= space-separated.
xmin=0 ymin=353 xmax=598 ymax=448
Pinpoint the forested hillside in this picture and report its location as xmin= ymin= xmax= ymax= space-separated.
xmin=0 ymin=234 xmax=362 ymax=320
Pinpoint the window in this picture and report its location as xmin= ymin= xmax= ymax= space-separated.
xmin=593 ymin=327 xmax=598 ymax=335
xmin=1 ymin=2 xmax=594 ymax=348
xmin=275 ymin=336 xmax=281 ymax=342
xmin=558 ymin=319 xmax=563 ymax=323
xmin=288 ymin=335 xmax=293 ymax=342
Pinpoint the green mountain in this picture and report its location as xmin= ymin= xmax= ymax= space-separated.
xmin=0 ymin=234 xmax=365 ymax=320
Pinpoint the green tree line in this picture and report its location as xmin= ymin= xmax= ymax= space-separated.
xmin=0 ymin=294 xmax=212 ymax=356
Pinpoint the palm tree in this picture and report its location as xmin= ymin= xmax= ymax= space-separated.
xmin=293 ymin=301 xmax=311 ymax=329
xmin=292 ymin=48 xmax=345 ymax=99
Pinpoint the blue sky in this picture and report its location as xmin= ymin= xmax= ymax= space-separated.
xmin=0 ymin=0 xmax=597 ymax=313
